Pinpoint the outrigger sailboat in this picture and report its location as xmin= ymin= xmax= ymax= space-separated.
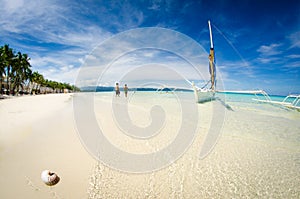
xmin=252 ymin=92 xmax=300 ymax=111
xmin=192 ymin=20 xmax=216 ymax=103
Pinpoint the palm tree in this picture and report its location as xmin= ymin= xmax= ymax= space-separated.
xmin=32 ymin=71 xmax=45 ymax=94
xmin=37 ymin=73 xmax=45 ymax=93
xmin=0 ymin=44 xmax=14 ymax=94
xmin=31 ymin=71 xmax=42 ymax=94
xmin=0 ymin=46 xmax=5 ymax=94
xmin=11 ymin=52 xmax=32 ymax=95
xmin=20 ymin=53 xmax=33 ymax=94
xmin=1 ymin=44 xmax=80 ymax=95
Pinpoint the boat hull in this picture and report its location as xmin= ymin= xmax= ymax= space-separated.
xmin=194 ymin=89 xmax=215 ymax=103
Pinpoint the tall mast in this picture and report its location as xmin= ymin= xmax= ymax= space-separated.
xmin=208 ymin=20 xmax=216 ymax=91
xmin=208 ymin=20 xmax=214 ymax=49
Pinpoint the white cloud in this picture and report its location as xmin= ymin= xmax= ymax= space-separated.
xmin=256 ymin=57 xmax=280 ymax=64
xmin=94 ymin=1 xmax=145 ymax=32
xmin=282 ymin=61 xmax=300 ymax=69
xmin=257 ymin=43 xmax=282 ymax=56
xmin=286 ymin=54 xmax=300 ymax=59
xmin=0 ymin=0 xmax=114 ymax=84
xmin=217 ymin=59 xmax=255 ymax=78
xmin=288 ymin=31 xmax=300 ymax=48
xmin=1 ymin=0 xmax=63 ymax=35
xmin=2 ymin=0 xmax=24 ymax=10
xmin=0 ymin=0 xmax=195 ymax=86
xmin=29 ymin=47 xmax=86 ymax=83
xmin=40 ymin=66 xmax=80 ymax=84
xmin=72 ymin=27 xmax=214 ymax=88
xmin=148 ymin=2 xmax=160 ymax=11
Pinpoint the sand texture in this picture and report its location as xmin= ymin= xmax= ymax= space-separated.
xmin=0 ymin=92 xmax=299 ymax=198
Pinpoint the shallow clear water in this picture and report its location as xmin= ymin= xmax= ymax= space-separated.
xmin=87 ymin=91 xmax=300 ymax=198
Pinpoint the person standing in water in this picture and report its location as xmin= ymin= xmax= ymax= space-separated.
xmin=115 ymin=82 xmax=120 ymax=97
xmin=124 ymin=84 xmax=128 ymax=97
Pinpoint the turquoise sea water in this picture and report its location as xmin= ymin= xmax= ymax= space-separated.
xmin=216 ymin=92 xmax=300 ymax=112
xmin=218 ymin=92 xmax=296 ymax=103
xmin=97 ymin=90 xmax=300 ymax=110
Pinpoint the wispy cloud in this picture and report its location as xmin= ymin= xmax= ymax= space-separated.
xmin=282 ymin=61 xmax=300 ymax=69
xmin=0 ymin=0 xmax=113 ymax=83
xmin=256 ymin=56 xmax=281 ymax=64
xmin=257 ymin=43 xmax=282 ymax=56
xmin=86 ymin=1 xmax=145 ymax=32
xmin=0 ymin=0 xmax=299 ymax=95
xmin=74 ymin=27 xmax=212 ymax=87
xmin=0 ymin=0 xmax=192 ymax=85
xmin=29 ymin=48 xmax=84 ymax=83
xmin=288 ymin=31 xmax=300 ymax=48
xmin=0 ymin=0 xmax=111 ymax=49
xmin=1 ymin=0 xmax=66 ymax=36
xmin=286 ymin=54 xmax=300 ymax=59
xmin=255 ymin=43 xmax=285 ymax=65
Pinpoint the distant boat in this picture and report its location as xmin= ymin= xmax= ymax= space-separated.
xmin=192 ymin=20 xmax=216 ymax=103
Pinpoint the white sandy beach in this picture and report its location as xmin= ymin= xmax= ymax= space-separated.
xmin=0 ymin=92 xmax=299 ymax=198
xmin=0 ymin=94 xmax=95 ymax=198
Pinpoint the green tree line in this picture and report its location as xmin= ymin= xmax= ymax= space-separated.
xmin=0 ymin=44 xmax=80 ymax=95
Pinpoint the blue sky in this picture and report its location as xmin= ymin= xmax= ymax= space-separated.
xmin=1 ymin=0 xmax=299 ymax=95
